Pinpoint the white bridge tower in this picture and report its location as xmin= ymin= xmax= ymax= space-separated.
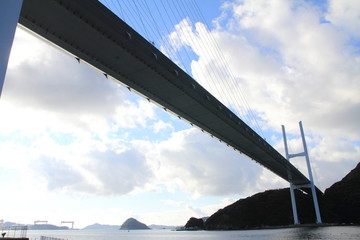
xmin=282 ymin=121 xmax=322 ymax=224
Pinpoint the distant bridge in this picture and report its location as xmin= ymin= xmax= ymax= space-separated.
xmin=16 ymin=0 xmax=312 ymax=186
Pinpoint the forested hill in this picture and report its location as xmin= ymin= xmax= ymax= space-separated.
xmin=323 ymin=162 xmax=360 ymax=224
xmin=205 ymin=188 xmax=317 ymax=230
xmin=120 ymin=218 xmax=150 ymax=230
xmin=187 ymin=162 xmax=360 ymax=230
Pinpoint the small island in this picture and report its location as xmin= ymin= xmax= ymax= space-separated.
xmin=120 ymin=218 xmax=150 ymax=230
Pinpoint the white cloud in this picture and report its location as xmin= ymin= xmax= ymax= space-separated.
xmin=223 ymin=0 xmax=360 ymax=138
xmin=152 ymin=120 xmax=174 ymax=133
xmin=22 ymin=137 xmax=155 ymax=196
xmin=6 ymin=125 xmax=286 ymax=197
xmin=326 ymin=0 xmax=360 ymax=38
xmin=113 ymin=99 xmax=156 ymax=129
xmin=86 ymin=145 xmax=154 ymax=195
xmin=148 ymin=128 xmax=283 ymax=196
xmin=3 ymin=28 xmax=157 ymax=139
xmin=0 ymin=28 xmax=159 ymax=197
xmin=33 ymin=155 xmax=93 ymax=192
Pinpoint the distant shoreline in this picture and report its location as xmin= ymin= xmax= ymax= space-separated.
xmin=201 ymin=223 xmax=360 ymax=231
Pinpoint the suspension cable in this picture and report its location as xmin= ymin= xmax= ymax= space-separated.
xmin=101 ymin=0 xmax=264 ymax=138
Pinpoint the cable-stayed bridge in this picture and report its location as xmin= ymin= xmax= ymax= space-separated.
xmin=1 ymin=0 xmax=325 ymax=224
xmin=12 ymin=0 xmax=314 ymax=187
xmin=2 ymin=2 xmax=329 ymax=221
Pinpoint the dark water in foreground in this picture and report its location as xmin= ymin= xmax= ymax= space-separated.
xmin=26 ymin=226 xmax=360 ymax=240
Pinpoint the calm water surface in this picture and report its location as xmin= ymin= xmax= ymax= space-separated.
xmin=26 ymin=226 xmax=360 ymax=240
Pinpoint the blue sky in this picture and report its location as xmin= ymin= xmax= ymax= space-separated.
xmin=1 ymin=0 xmax=359 ymax=228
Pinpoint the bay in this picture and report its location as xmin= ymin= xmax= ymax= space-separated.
xmin=25 ymin=226 xmax=360 ymax=240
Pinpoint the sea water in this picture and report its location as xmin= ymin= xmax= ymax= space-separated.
xmin=25 ymin=226 xmax=360 ymax=240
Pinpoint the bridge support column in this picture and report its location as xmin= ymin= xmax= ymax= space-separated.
xmin=282 ymin=125 xmax=300 ymax=225
xmin=282 ymin=121 xmax=322 ymax=225
xmin=0 ymin=0 xmax=23 ymax=98
xmin=299 ymin=121 xmax=322 ymax=224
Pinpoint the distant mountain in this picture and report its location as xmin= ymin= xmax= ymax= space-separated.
xmin=28 ymin=224 xmax=69 ymax=230
xmin=82 ymin=223 xmax=120 ymax=230
xmin=2 ymin=222 xmax=18 ymax=227
xmin=120 ymin=218 xmax=150 ymax=230
xmin=2 ymin=222 xmax=68 ymax=230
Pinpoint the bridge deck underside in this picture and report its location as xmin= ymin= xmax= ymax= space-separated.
xmin=19 ymin=0 xmax=310 ymax=186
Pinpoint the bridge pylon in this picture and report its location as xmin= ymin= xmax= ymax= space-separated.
xmin=0 ymin=0 xmax=23 ymax=98
xmin=282 ymin=121 xmax=322 ymax=225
